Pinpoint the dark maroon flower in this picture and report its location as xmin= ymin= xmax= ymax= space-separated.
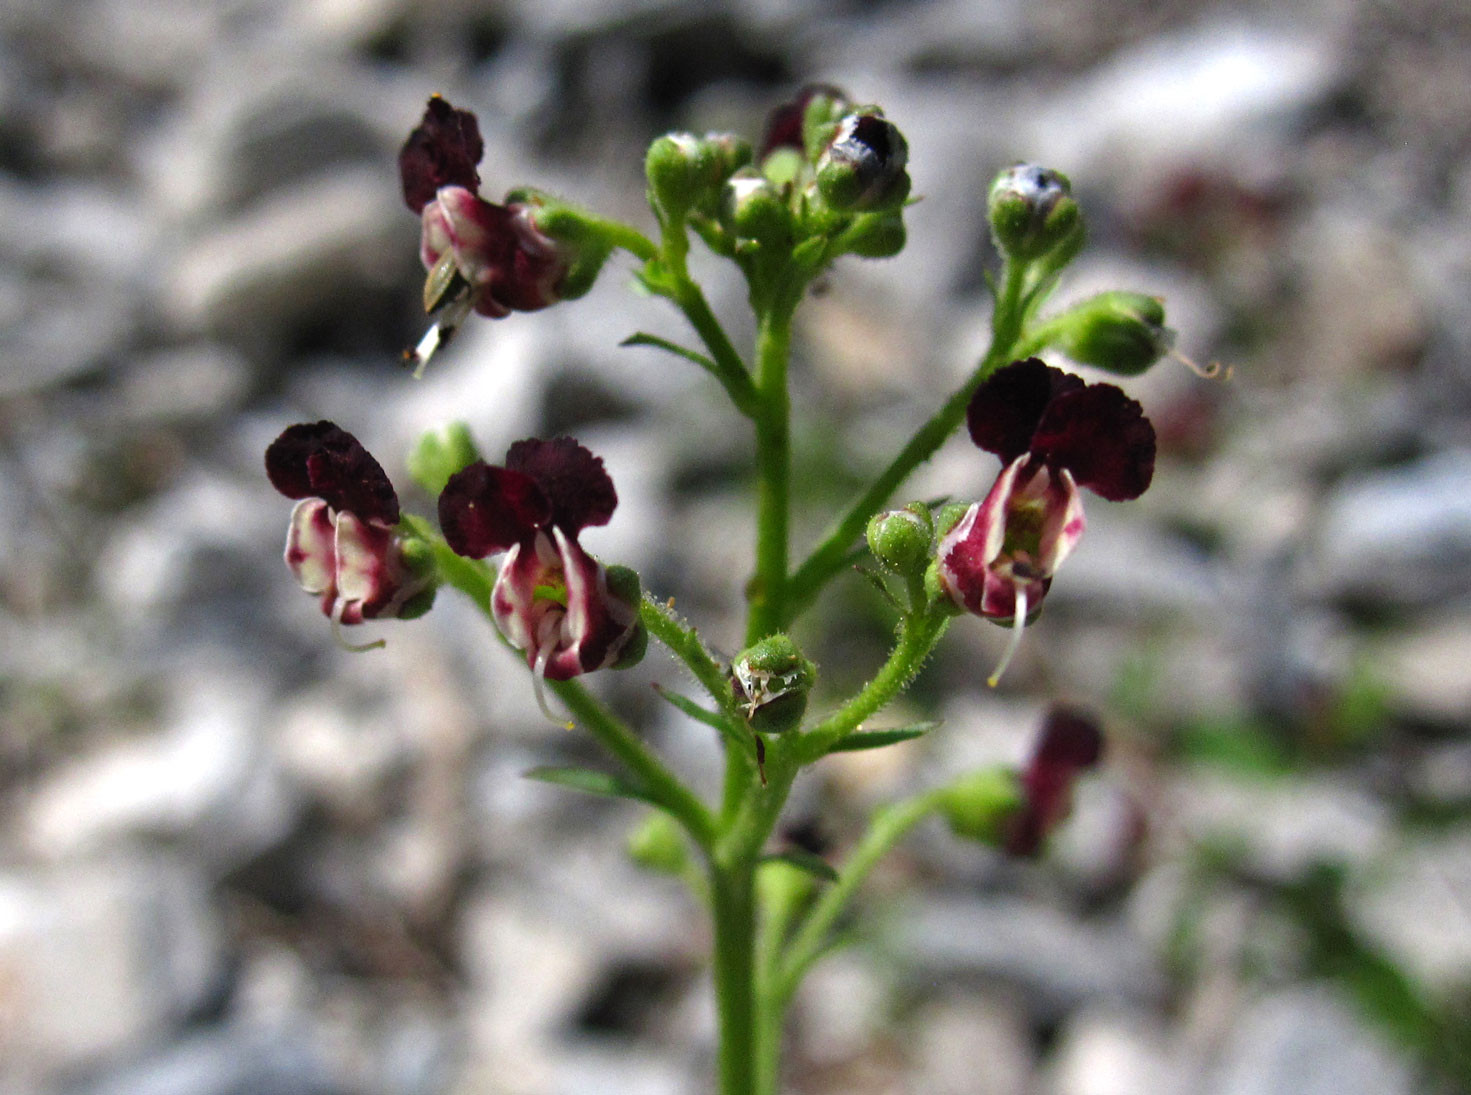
xmin=267 ymin=423 xmax=432 ymax=639
xmin=399 ymin=97 xmax=583 ymax=377
xmin=937 ymin=358 xmax=1155 ymax=684
xmin=1004 ymin=707 xmax=1104 ymax=857
xmin=438 ymin=438 xmax=639 ymax=702
xmin=758 ymin=83 xmax=849 ymax=159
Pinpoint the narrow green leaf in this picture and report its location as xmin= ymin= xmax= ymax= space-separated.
xmin=523 ymin=765 xmax=658 ymax=806
xmin=621 ymin=332 xmax=720 ymax=375
xmin=826 ymin=721 xmax=940 ymax=753
xmin=651 ymin=683 xmax=728 ymax=732
xmin=760 ymin=849 xmax=839 ymax=883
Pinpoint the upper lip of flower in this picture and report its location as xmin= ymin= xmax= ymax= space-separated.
xmin=399 ymin=94 xmax=484 ymax=215
xmin=265 ymin=420 xmax=400 ymax=526
xmin=965 ymin=356 xmax=1156 ymax=502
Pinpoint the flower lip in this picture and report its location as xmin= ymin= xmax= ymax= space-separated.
xmin=966 ymin=357 xmax=1155 ymax=502
xmin=438 ymin=437 xmax=617 ymax=559
xmin=399 ymin=95 xmax=484 ymax=214
xmin=266 ymin=421 xmax=400 ymax=526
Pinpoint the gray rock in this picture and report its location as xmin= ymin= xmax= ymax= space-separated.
xmin=0 ymin=858 xmax=221 ymax=1084
xmin=892 ymin=895 xmax=1165 ymax=1021
xmin=1369 ymin=611 xmax=1471 ymax=724
xmin=1049 ymin=1007 xmax=1189 ymax=1095
xmin=1311 ymin=449 xmax=1471 ymax=608
xmin=1205 ymin=987 xmax=1412 ymax=1095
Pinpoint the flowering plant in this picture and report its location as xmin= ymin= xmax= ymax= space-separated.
xmin=267 ymin=88 xmax=1183 ymax=1093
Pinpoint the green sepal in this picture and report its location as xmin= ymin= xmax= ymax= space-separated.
xmin=627 ymin=812 xmax=689 ymax=875
xmin=826 ymin=721 xmax=940 ymax=754
xmin=759 ymin=849 xmax=838 ymax=883
xmin=1044 ymin=290 xmax=1174 ymax=376
xmin=523 ymin=765 xmax=658 ymax=807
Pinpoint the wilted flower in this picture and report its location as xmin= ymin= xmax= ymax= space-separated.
xmin=399 ymin=96 xmax=600 ymax=377
xmin=1004 ymin=706 xmax=1104 ymax=857
xmin=937 ymin=358 xmax=1155 ymax=684
xmin=266 ymin=422 xmax=434 ymax=646
xmin=437 ymin=437 xmax=642 ymax=717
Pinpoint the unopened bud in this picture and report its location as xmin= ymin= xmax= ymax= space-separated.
xmin=1047 ymin=291 xmax=1173 ymax=376
xmin=988 ymin=164 xmax=1082 ymax=266
xmin=646 ymin=132 xmax=753 ymax=222
xmin=628 ymin=812 xmax=688 ymax=875
xmin=732 ymin=634 xmax=816 ymax=735
xmin=408 ymin=422 xmax=481 ymax=497
xmin=815 ymin=113 xmax=910 ymax=213
xmin=937 ymin=768 xmax=1023 ymax=845
xmin=866 ymin=504 xmax=932 ymax=577
xmin=724 ymin=171 xmax=793 ymax=245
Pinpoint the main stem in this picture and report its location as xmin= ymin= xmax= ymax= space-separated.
xmin=747 ymin=298 xmax=795 ymax=644
xmin=712 ymin=863 xmax=758 ymax=1095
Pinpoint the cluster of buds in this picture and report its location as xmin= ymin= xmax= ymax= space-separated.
xmin=399 ymin=96 xmax=611 ymax=377
xmin=643 ymin=84 xmax=912 ymax=270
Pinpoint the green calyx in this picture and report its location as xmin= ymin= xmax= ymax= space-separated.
xmin=627 ymin=811 xmax=689 ymax=875
xmin=814 ymin=112 xmax=911 ymax=214
xmin=937 ymin=768 xmax=1024 ymax=844
xmin=646 ymin=132 xmax=754 ymax=223
xmin=605 ymin=564 xmax=648 ymax=670
xmin=1045 ymin=291 xmax=1174 ymax=376
xmin=731 ymin=633 xmax=817 ymax=735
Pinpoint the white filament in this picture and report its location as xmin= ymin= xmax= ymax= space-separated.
xmin=330 ymin=599 xmax=385 ymax=653
xmin=529 ymin=612 xmax=575 ymax=729
xmin=987 ymin=586 xmax=1028 ymax=688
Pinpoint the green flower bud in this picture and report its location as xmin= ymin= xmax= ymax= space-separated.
xmin=732 ymin=634 xmax=816 ymax=735
xmin=815 ymin=112 xmax=910 ymax=213
xmin=933 ymin=501 xmax=972 ymax=540
xmin=627 ymin=812 xmax=688 ymax=875
xmin=988 ymin=164 xmax=1083 ymax=266
xmin=866 ymin=504 xmax=933 ymax=578
xmin=604 ymin=564 xmax=647 ymax=670
xmin=724 ymin=170 xmax=793 ymax=246
xmin=407 ymin=422 xmax=481 ymax=496
xmin=841 ymin=210 xmax=906 ymax=259
xmin=646 ymin=132 xmax=753 ymax=222
xmin=1046 ymin=291 xmax=1174 ymax=376
xmin=937 ymin=767 xmax=1024 ymax=845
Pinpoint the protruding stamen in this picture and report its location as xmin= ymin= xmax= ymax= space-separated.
xmin=401 ymin=297 xmax=471 ymax=380
xmin=987 ymin=586 xmax=1028 ymax=688
xmin=330 ymin=599 xmax=385 ymax=653
xmin=529 ymin=612 xmax=575 ymax=729
xmin=1172 ymin=348 xmax=1231 ymax=380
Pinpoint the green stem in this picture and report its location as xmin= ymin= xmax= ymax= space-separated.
xmin=796 ymin=612 xmax=950 ymax=764
xmin=548 ymin=680 xmax=716 ymax=850
xmin=746 ymin=297 xmax=796 ymax=644
xmin=639 ymin=595 xmax=743 ymax=725
xmin=711 ymin=863 xmax=758 ymax=1095
xmin=775 ymin=791 xmax=943 ymax=1003
xmin=782 ymin=259 xmax=1031 ymax=624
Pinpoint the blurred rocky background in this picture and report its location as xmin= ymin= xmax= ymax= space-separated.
xmin=2 ymin=0 xmax=1470 ymax=1091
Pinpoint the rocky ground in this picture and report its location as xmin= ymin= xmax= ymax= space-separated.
xmin=1 ymin=0 xmax=1470 ymax=1092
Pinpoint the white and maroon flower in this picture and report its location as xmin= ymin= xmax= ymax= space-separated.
xmin=938 ymin=357 xmax=1155 ymax=684
xmin=437 ymin=437 xmax=640 ymax=711
xmin=398 ymin=96 xmax=581 ymax=377
xmin=266 ymin=422 xmax=433 ymax=646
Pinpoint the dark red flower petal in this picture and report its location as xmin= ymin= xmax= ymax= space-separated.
xmin=504 ymin=437 xmax=617 ymax=534
xmin=399 ymin=96 xmax=484 ymax=214
xmin=439 ymin=461 xmax=552 ymax=558
xmin=966 ymin=358 xmax=1084 ymax=464
xmin=1029 ymin=383 xmax=1156 ymax=501
xmin=1033 ymin=706 xmax=1104 ymax=771
xmin=758 ymin=83 xmax=849 ymax=158
xmin=1004 ymin=706 xmax=1104 ymax=857
xmin=266 ymin=421 xmax=399 ymax=525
